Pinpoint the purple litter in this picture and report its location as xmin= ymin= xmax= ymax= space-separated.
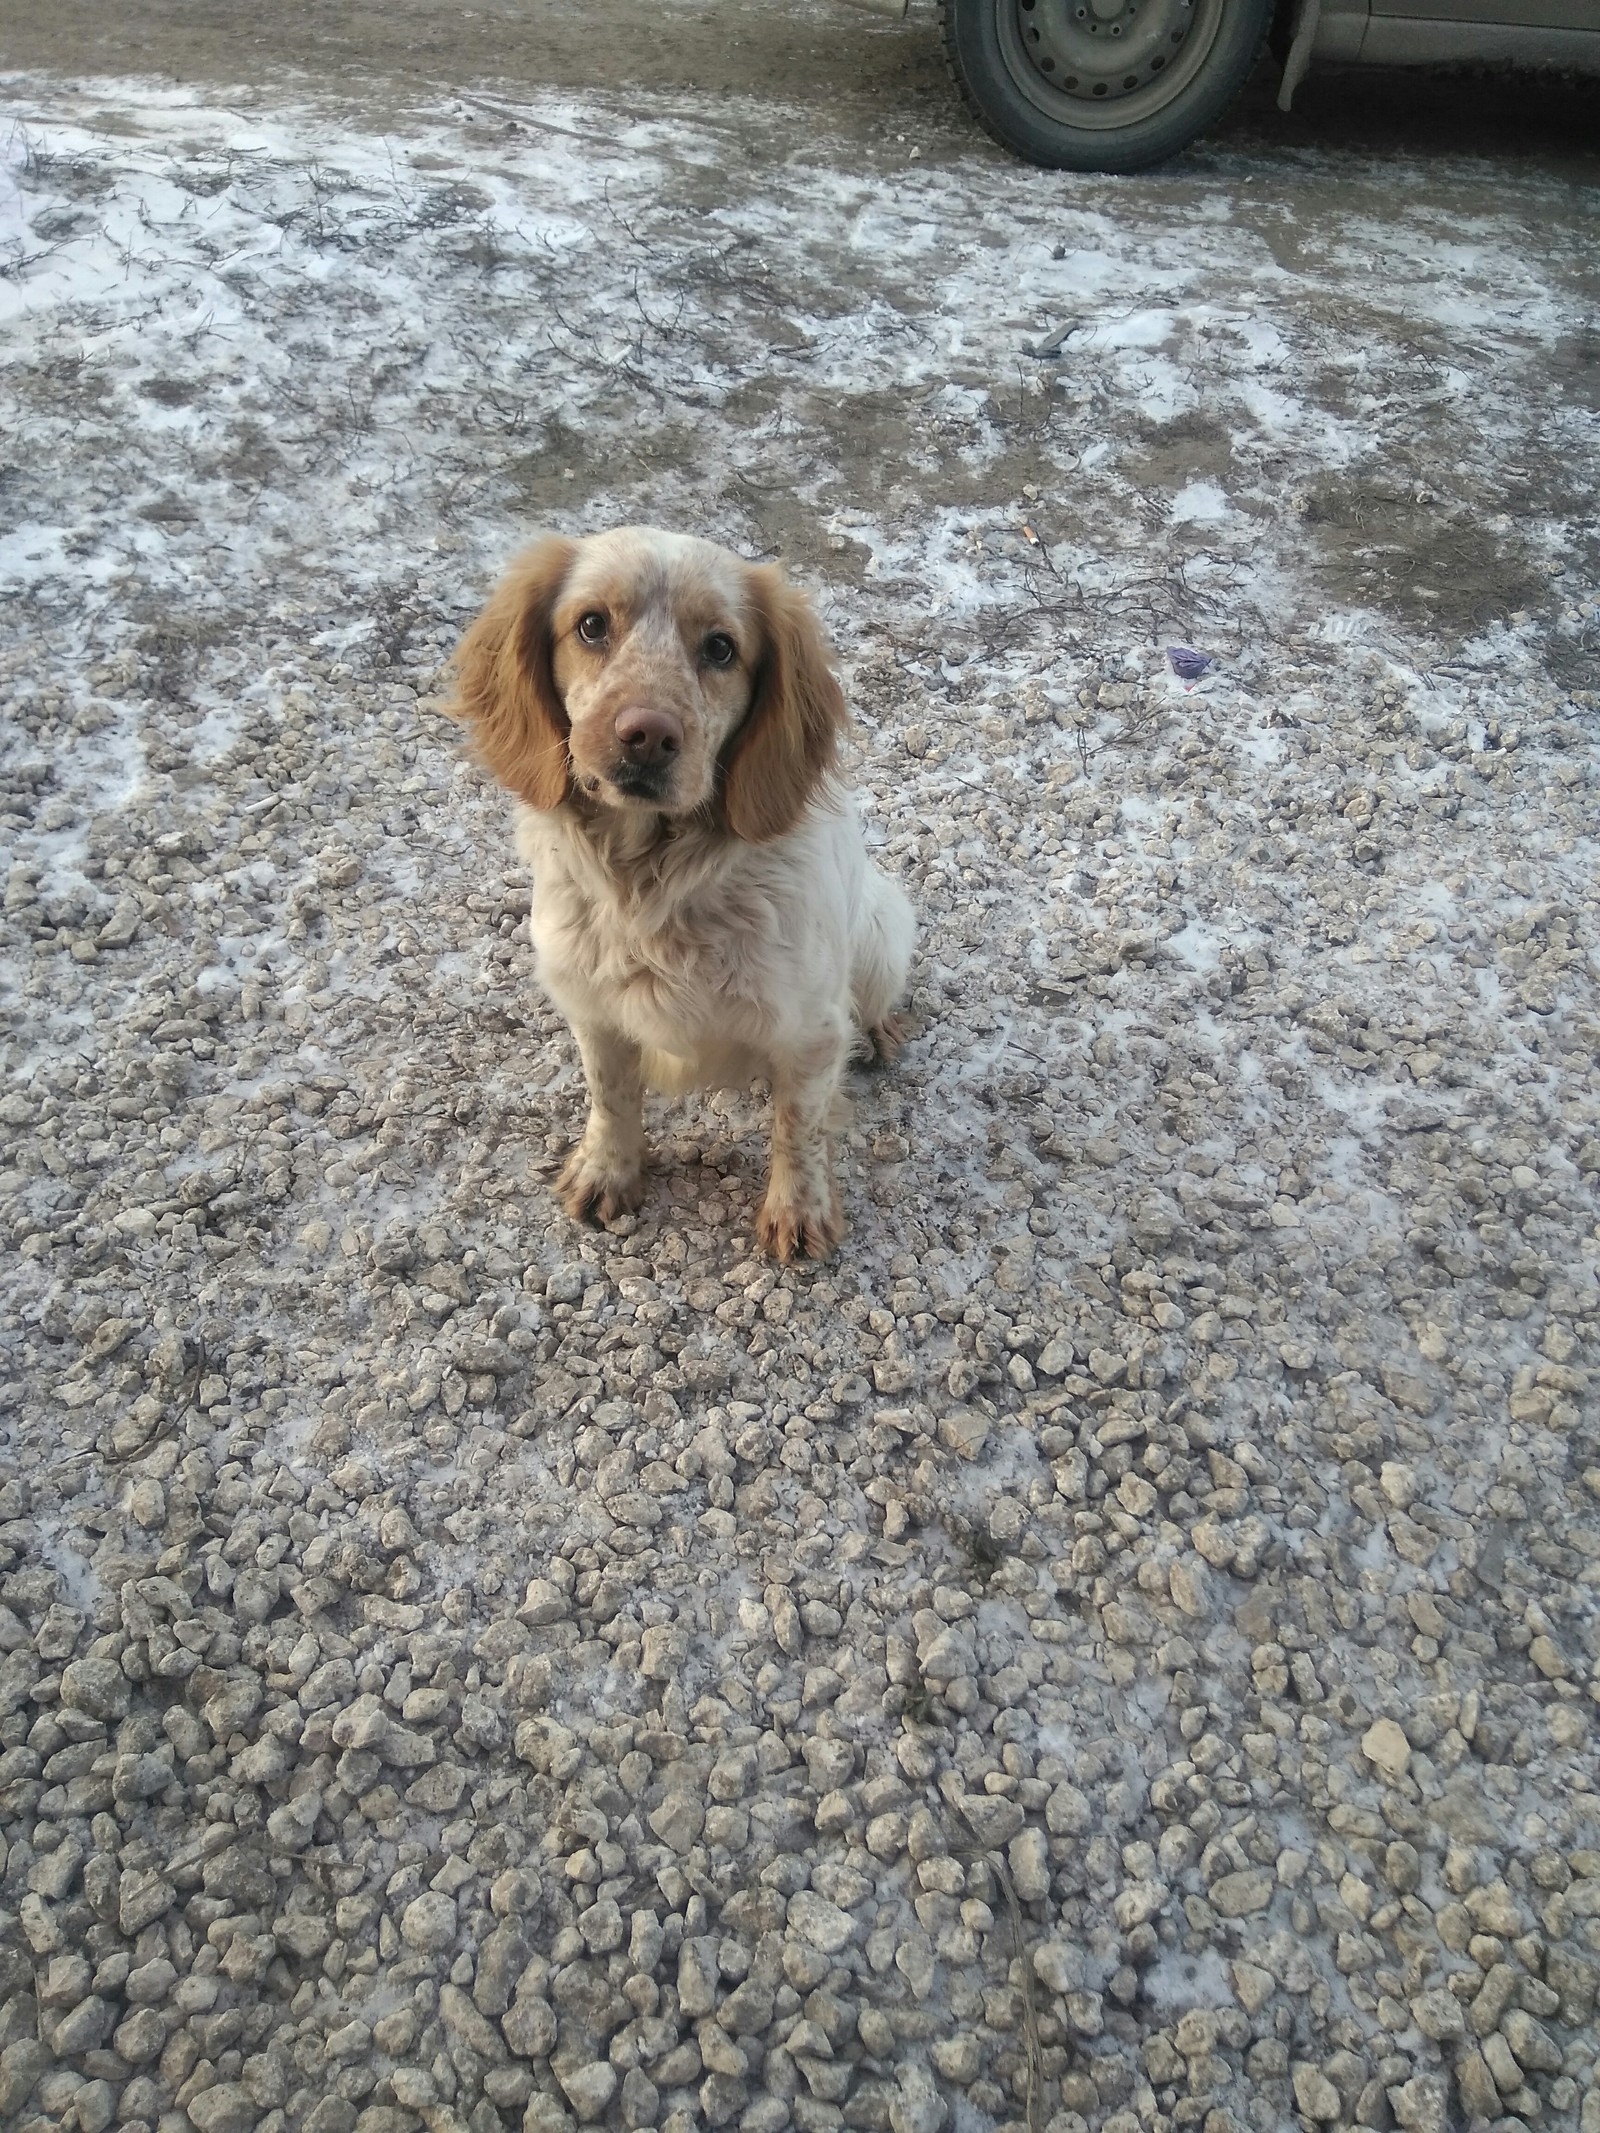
xmin=1166 ymin=645 xmax=1213 ymax=681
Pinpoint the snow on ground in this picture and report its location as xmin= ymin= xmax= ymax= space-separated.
xmin=1 ymin=70 xmax=1598 ymax=2133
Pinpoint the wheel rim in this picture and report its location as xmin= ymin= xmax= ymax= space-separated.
xmin=997 ymin=0 xmax=1226 ymax=128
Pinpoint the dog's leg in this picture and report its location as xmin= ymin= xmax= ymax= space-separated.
xmin=558 ymin=1022 xmax=648 ymax=1223
xmin=756 ymin=1031 xmax=848 ymax=1262
xmin=864 ymin=1011 xmax=907 ymax=1065
xmin=853 ymin=868 xmax=916 ymax=1069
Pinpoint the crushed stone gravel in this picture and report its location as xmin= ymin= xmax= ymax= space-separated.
xmin=2 ymin=67 xmax=1599 ymax=2133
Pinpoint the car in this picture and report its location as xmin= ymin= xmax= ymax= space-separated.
xmin=847 ymin=0 xmax=1600 ymax=172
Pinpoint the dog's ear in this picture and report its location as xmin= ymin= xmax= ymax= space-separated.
xmin=447 ymin=536 xmax=576 ymax=810
xmin=723 ymin=564 xmax=848 ymax=844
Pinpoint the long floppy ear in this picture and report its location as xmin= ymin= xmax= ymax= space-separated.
xmin=722 ymin=563 xmax=849 ymax=844
xmin=446 ymin=536 xmax=576 ymax=810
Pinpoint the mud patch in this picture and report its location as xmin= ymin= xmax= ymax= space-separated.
xmin=1124 ymin=411 xmax=1235 ymax=495
xmin=1299 ymin=472 xmax=1544 ymax=637
xmin=1547 ymin=330 xmax=1600 ymax=411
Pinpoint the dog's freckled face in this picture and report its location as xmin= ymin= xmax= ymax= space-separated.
xmin=548 ymin=548 xmax=755 ymax=817
xmin=448 ymin=526 xmax=915 ymax=1261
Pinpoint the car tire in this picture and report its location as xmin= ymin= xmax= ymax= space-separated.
xmin=941 ymin=0 xmax=1274 ymax=173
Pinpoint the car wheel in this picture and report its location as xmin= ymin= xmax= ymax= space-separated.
xmin=941 ymin=0 xmax=1274 ymax=172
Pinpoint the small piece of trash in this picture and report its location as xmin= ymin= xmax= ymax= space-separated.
xmin=1166 ymin=645 xmax=1213 ymax=683
xmin=1026 ymin=322 xmax=1075 ymax=359
xmin=1022 ymin=523 xmax=1040 ymax=545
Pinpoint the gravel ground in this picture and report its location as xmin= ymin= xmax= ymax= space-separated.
xmin=2 ymin=62 xmax=1599 ymax=2133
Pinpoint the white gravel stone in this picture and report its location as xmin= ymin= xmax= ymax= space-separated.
xmin=557 ymin=2062 xmax=619 ymax=2121
xmin=1292 ymin=2065 xmax=1342 ymax=2121
xmin=1360 ymin=1718 xmax=1412 ymax=1780
xmin=786 ymin=1890 xmax=855 ymax=1954
xmin=1208 ymin=1867 xmax=1274 ymax=1918
xmin=889 ymin=2063 xmax=946 ymax=2133
xmin=1007 ymin=1826 xmax=1051 ymax=1902
xmin=185 ymin=2086 xmax=257 ymax=2133
xmin=400 ymin=1892 xmax=458 ymax=1951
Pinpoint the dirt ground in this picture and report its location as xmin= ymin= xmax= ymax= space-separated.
xmin=4 ymin=0 xmax=1599 ymax=628
xmin=11 ymin=0 xmax=1595 ymax=630
xmin=2 ymin=0 xmax=1598 ymax=175
xmin=6 ymin=0 xmax=1599 ymax=650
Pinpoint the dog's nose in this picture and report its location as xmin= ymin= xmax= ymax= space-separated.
xmin=614 ymin=707 xmax=683 ymax=767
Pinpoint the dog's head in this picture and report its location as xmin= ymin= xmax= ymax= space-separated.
xmin=448 ymin=528 xmax=847 ymax=842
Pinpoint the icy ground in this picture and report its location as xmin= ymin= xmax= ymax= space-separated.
xmin=2 ymin=68 xmax=1599 ymax=2133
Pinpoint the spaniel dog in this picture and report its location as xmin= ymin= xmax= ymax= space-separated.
xmin=448 ymin=528 xmax=915 ymax=1260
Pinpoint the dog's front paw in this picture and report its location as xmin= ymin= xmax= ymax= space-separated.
xmin=558 ymin=1145 xmax=646 ymax=1225
xmin=755 ymin=1186 xmax=843 ymax=1263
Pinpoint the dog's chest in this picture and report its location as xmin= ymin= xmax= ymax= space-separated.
xmin=536 ymin=870 xmax=754 ymax=1029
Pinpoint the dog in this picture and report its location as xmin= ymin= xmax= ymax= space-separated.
xmin=447 ymin=527 xmax=915 ymax=1261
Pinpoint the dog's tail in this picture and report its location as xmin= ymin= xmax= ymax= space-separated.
xmin=852 ymin=867 xmax=916 ymax=1038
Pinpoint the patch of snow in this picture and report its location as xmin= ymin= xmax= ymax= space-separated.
xmin=1169 ymin=480 xmax=1231 ymax=525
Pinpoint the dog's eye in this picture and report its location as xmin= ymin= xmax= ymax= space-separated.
xmin=576 ymin=611 xmax=609 ymax=646
xmin=703 ymin=631 xmax=737 ymax=669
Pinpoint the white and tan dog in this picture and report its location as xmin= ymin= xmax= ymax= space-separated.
xmin=449 ymin=528 xmax=914 ymax=1260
